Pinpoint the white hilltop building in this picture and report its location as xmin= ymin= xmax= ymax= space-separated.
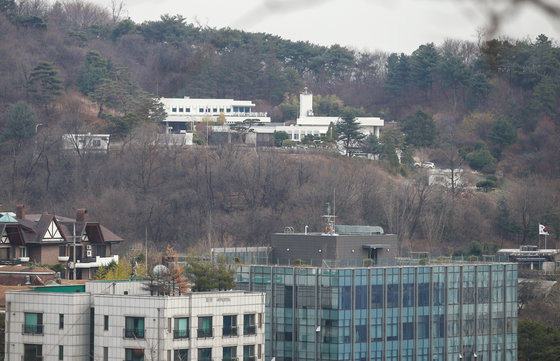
xmin=159 ymin=90 xmax=384 ymax=144
xmin=295 ymin=88 xmax=383 ymax=137
xmin=160 ymin=96 xmax=271 ymax=133
xmin=248 ymin=89 xmax=384 ymax=142
xmin=249 ymin=89 xmax=384 ymax=142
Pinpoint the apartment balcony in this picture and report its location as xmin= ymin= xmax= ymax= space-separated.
xmin=69 ymin=255 xmax=119 ymax=269
xmin=123 ymin=328 xmax=144 ymax=339
xmin=223 ymin=326 xmax=238 ymax=337
xmin=173 ymin=329 xmax=189 ymax=339
xmin=22 ymin=324 xmax=43 ymax=335
xmin=197 ymin=328 xmax=213 ymax=338
xmin=21 ymin=356 xmax=42 ymax=361
xmin=243 ymin=326 xmax=256 ymax=335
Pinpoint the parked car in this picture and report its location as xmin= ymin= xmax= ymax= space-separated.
xmin=414 ymin=161 xmax=435 ymax=169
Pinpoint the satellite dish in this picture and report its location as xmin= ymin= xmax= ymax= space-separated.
xmin=153 ymin=264 xmax=169 ymax=277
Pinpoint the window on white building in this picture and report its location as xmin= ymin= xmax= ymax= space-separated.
xmin=24 ymin=313 xmax=43 ymax=334
xmin=174 ymin=349 xmax=188 ymax=361
xmin=174 ymin=317 xmax=189 ymax=339
xmin=125 ymin=348 xmax=144 ymax=361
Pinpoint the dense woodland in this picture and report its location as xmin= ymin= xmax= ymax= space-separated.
xmin=0 ymin=0 xmax=559 ymax=258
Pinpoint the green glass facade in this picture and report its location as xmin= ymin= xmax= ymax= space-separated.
xmin=235 ymin=263 xmax=517 ymax=361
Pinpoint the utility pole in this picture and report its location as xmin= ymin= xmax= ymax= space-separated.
xmin=73 ymin=223 xmax=77 ymax=280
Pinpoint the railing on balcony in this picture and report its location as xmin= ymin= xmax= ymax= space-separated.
xmin=22 ymin=324 xmax=43 ymax=335
xmin=124 ymin=328 xmax=144 ymax=339
xmin=0 ymin=259 xmax=22 ymax=266
xmin=197 ymin=328 xmax=212 ymax=338
xmin=21 ymin=356 xmax=42 ymax=361
xmin=243 ymin=326 xmax=256 ymax=335
xmin=223 ymin=326 xmax=237 ymax=336
xmin=173 ymin=329 xmax=189 ymax=339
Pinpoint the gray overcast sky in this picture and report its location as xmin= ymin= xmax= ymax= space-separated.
xmin=91 ymin=0 xmax=560 ymax=53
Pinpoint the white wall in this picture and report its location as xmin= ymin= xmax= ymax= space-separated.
xmin=6 ymin=291 xmax=91 ymax=360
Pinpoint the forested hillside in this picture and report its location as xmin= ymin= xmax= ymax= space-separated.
xmin=0 ymin=0 xmax=559 ymax=254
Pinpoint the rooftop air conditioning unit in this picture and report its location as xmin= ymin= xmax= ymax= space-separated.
xmin=86 ymin=250 xmax=92 ymax=257
xmin=86 ymin=245 xmax=92 ymax=250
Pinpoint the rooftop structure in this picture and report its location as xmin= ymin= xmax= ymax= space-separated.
xmin=269 ymin=224 xmax=398 ymax=267
xmin=5 ymin=280 xmax=265 ymax=361
xmin=498 ymin=245 xmax=560 ymax=272
xmin=0 ymin=205 xmax=121 ymax=280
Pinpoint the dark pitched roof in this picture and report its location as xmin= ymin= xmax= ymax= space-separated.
xmin=0 ymin=211 xmax=122 ymax=245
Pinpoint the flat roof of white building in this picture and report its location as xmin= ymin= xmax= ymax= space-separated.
xmin=297 ymin=116 xmax=384 ymax=127
xmin=161 ymin=97 xmax=255 ymax=107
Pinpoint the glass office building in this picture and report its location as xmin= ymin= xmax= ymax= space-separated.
xmin=235 ymin=263 xmax=517 ymax=361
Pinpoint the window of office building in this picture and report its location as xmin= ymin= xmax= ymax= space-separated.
xmin=174 ymin=349 xmax=188 ymax=361
xmin=24 ymin=344 xmax=42 ymax=361
xmin=59 ymin=314 xmax=64 ymax=329
xmin=198 ymin=316 xmax=212 ymax=338
xmin=244 ymin=314 xmax=256 ymax=335
xmin=243 ymin=345 xmax=255 ymax=361
xmin=223 ymin=315 xmax=237 ymax=336
xmin=103 ymin=347 xmax=108 ymax=361
xmin=198 ymin=348 xmax=211 ymax=361
xmin=125 ymin=348 xmax=144 ymax=361
xmin=24 ymin=313 xmax=43 ymax=334
xmin=125 ymin=317 xmax=144 ymax=338
xmin=223 ymin=346 xmax=236 ymax=361
xmin=58 ymin=345 xmax=64 ymax=360
xmin=104 ymin=315 xmax=109 ymax=331
xmin=174 ymin=317 xmax=189 ymax=339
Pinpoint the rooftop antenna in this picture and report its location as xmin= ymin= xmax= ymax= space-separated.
xmin=321 ymin=191 xmax=337 ymax=235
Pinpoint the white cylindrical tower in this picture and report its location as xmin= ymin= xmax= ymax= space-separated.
xmin=299 ymin=87 xmax=314 ymax=118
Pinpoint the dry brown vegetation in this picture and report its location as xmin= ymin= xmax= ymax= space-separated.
xmin=1 ymin=122 xmax=559 ymax=256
